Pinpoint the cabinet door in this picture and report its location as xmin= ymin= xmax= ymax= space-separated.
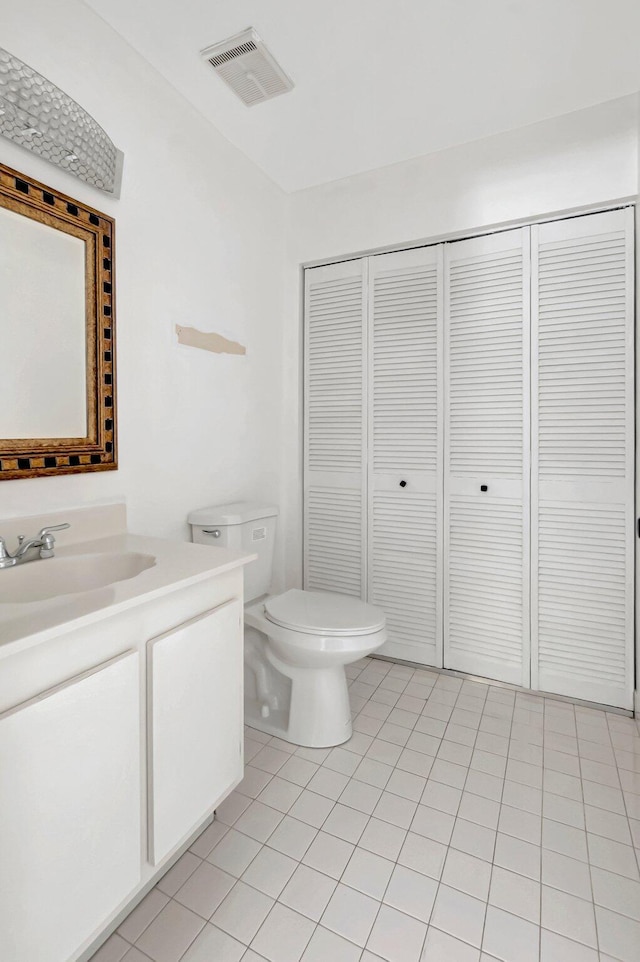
xmin=304 ymin=259 xmax=368 ymax=598
xmin=0 ymin=652 xmax=141 ymax=962
xmin=148 ymin=600 xmax=243 ymax=864
xmin=368 ymin=246 xmax=443 ymax=666
xmin=444 ymin=228 xmax=531 ymax=686
xmin=531 ymin=208 xmax=634 ymax=708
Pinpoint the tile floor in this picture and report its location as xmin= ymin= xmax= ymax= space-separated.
xmin=92 ymin=657 xmax=640 ymax=962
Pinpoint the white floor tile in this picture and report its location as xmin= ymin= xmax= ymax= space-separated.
xmin=498 ymin=805 xmax=541 ymax=845
xmin=321 ymin=882 xmax=379 ymax=946
xmin=322 ymin=802 xmax=369 ymax=842
xmin=234 ymin=801 xmax=284 ymax=843
xmin=257 ymin=777 xmax=303 ymax=813
xmin=189 ymin=819 xmax=230 ymax=858
xmin=442 ymin=848 xmax=492 ymax=901
xmin=300 ymin=925 xmax=362 ymax=962
xmin=207 ymin=829 xmax=262 ymax=877
xmin=383 ymin=864 xmax=437 ymax=923
xmin=303 ymin=830 xmax=355 ymax=879
xmin=251 ymin=903 xmax=315 ymax=962
xmin=493 ymin=833 xmax=541 ymax=881
xmin=410 ymin=804 xmax=455 ymax=845
xmin=279 ymin=864 xmax=337 ymax=921
xmin=241 ymin=847 xmax=297 ymax=898
xmin=366 ymin=904 xmax=428 ymax=962
xmin=422 ymin=927 xmax=481 ymax=962
xmin=595 ymin=905 xmax=640 ymax=962
xmin=340 ymin=778 xmax=383 ymax=815
xmin=240 ymin=767 xmax=274 ymax=799
xmin=135 ymin=900 xmax=205 ymax=962
xmin=174 ymin=861 xmax=236 ymax=918
xmin=587 ymin=832 xmax=640 ymax=879
xmin=396 ymin=748 xmax=434 ymax=778
xmin=91 ymin=934 xmax=130 ymax=962
xmin=540 ymin=886 xmax=597 ymax=947
xmin=539 ymin=929 xmax=598 ymax=962
xmin=458 ymin=792 xmax=500 ymax=831
xmin=541 ymin=818 xmax=588 ymax=863
xmin=118 ymin=889 xmax=169 ymax=942
xmin=385 ymin=768 xmax=426 ymax=802
xmin=430 ymin=884 xmax=486 ymax=947
xmin=398 ymin=832 xmax=447 ymax=880
xmin=307 ymin=767 xmax=351 ymax=801
xmin=421 ymin=779 xmax=461 ymax=815
xmin=181 ymin=923 xmax=245 ymax=962
xmin=482 ymin=906 xmax=539 ymax=962
xmin=211 ymin=881 xmax=274 ymax=945
xmin=489 ymin=866 xmax=540 ymax=924
xmin=449 ymin=818 xmax=496 ymax=862
xmin=288 ymin=790 xmax=335 ymax=828
xmin=342 ymin=846 xmax=394 ymax=899
xmin=266 ymin=815 xmax=317 ymax=860
xmin=251 ymin=746 xmax=292 ymax=775
xmin=216 ymin=792 xmax=253 ymax=827
xmin=156 ymin=853 xmax=201 ymax=898
xmin=359 ymin=816 xmax=407 ymax=860
xmin=373 ymin=790 xmax=417 ymax=828
xmin=278 ymin=756 xmax=319 ymax=787
xmin=325 ymin=748 xmax=361 ymax=776
xmin=541 ymin=849 xmax=592 ymax=900
xmin=590 ymin=865 xmax=640 ymax=920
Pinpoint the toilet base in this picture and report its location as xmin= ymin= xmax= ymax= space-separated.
xmin=245 ymin=662 xmax=353 ymax=748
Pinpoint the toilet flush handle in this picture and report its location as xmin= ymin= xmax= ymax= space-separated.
xmin=203 ymin=528 xmax=221 ymax=538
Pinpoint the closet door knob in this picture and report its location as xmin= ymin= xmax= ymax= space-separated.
xmin=399 ymin=480 xmax=407 ymax=488
xmin=480 ymin=485 xmax=488 ymax=492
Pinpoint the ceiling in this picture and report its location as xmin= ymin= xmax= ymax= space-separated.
xmin=84 ymin=0 xmax=640 ymax=192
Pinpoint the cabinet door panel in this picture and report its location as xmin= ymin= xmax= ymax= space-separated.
xmin=531 ymin=208 xmax=634 ymax=708
xmin=368 ymin=246 xmax=443 ymax=666
xmin=0 ymin=652 xmax=141 ymax=962
xmin=148 ymin=600 xmax=242 ymax=864
xmin=444 ymin=228 xmax=530 ymax=686
xmin=304 ymin=260 xmax=367 ymax=597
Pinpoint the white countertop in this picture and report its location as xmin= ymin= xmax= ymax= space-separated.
xmin=0 ymin=517 xmax=255 ymax=655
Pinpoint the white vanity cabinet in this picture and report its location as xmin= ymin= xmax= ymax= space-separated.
xmin=0 ymin=651 xmax=141 ymax=962
xmin=148 ymin=599 xmax=243 ymax=863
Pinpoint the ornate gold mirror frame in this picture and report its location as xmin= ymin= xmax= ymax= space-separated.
xmin=0 ymin=162 xmax=116 ymax=480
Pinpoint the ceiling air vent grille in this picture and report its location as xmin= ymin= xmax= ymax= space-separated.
xmin=201 ymin=28 xmax=294 ymax=107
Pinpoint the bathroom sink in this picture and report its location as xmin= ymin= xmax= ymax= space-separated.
xmin=0 ymin=551 xmax=156 ymax=603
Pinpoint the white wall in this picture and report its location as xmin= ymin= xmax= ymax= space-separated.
xmin=0 ymin=0 xmax=288 ymax=584
xmin=283 ymin=95 xmax=640 ymax=586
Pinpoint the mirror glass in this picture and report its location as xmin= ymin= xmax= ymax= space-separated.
xmin=0 ymin=206 xmax=87 ymax=439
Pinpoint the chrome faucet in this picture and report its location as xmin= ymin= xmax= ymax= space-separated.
xmin=0 ymin=523 xmax=70 ymax=569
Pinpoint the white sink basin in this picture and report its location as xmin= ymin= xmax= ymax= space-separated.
xmin=0 ymin=552 xmax=156 ymax=603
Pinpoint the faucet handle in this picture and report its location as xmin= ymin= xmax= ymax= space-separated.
xmin=38 ymin=522 xmax=71 ymax=557
xmin=38 ymin=522 xmax=71 ymax=538
xmin=0 ymin=537 xmax=17 ymax=568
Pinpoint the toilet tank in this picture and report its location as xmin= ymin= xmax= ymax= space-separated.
xmin=188 ymin=501 xmax=278 ymax=603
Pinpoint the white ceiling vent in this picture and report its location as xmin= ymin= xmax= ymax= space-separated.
xmin=201 ymin=28 xmax=294 ymax=107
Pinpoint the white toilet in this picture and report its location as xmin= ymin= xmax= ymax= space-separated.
xmin=188 ymin=501 xmax=386 ymax=747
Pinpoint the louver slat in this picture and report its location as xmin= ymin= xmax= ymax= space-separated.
xmin=531 ymin=208 xmax=634 ymax=708
xmin=304 ymin=261 xmax=366 ymax=599
xmin=369 ymin=247 xmax=442 ymax=665
xmin=444 ymin=229 xmax=529 ymax=686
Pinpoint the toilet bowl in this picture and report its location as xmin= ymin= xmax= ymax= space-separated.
xmin=245 ymin=589 xmax=386 ymax=747
xmin=188 ymin=501 xmax=387 ymax=748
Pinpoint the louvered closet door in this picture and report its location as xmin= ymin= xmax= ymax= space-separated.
xmin=531 ymin=208 xmax=634 ymax=709
xmin=368 ymin=247 xmax=443 ymax=666
xmin=444 ymin=228 xmax=530 ymax=686
xmin=304 ymin=260 xmax=367 ymax=597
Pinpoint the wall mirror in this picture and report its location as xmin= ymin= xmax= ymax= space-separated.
xmin=0 ymin=162 xmax=116 ymax=479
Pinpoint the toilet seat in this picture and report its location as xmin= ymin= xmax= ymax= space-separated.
xmin=264 ymin=589 xmax=385 ymax=637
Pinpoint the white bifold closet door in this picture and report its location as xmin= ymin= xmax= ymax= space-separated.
xmin=368 ymin=247 xmax=443 ymax=666
xmin=304 ymin=259 xmax=367 ymax=597
xmin=531 ymin=208 xmax=634 ymax=709
xmin=444 ymin=228 xmax=531 ymax=686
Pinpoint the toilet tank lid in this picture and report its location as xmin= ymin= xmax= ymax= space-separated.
xmin=188 ymin=501 xmax=279 ymax=526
